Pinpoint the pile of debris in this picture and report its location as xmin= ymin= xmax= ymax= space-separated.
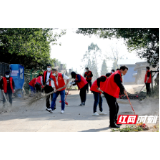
xmin=119 ymin=91 xmax=146 ymax=100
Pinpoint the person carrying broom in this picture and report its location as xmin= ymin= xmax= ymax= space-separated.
xmin=71 ymin=71 xmax=88 ymax=106
xmin=46 ymin=68 xmax=70 ymax=114
xmin=90 ymin=73 xmax=111 ymax=116
xmin=102 ymin=66 xmax=128 ymax=128
xmin=43 ymin=64 xmax=53 ymax=111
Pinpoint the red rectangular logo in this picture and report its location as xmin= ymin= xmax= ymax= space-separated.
xmin=117 ymin=115 xmax=138 ymax=124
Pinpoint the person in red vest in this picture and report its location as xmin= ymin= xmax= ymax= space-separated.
xmin=102 ymin=66 xmax=128 ymax=128
xmin=35 ymin=74 xmax=43 ymax=93
xmin=0 ymin=71 xmax=15 ymax=107
xmin=29 ymin=77 xmax=37 ymax=96
xmin=144 ymin=66 xmax=152 ymax=96
xmin=46 ymin=68 xmax=70 ymax=114
xmin=43 ymin=64 xmax=53 ymax=110
xmin=84 ymin=67 xmax=93 ymax=93
xmin=71 ymin=71 xmax=88 ymax=106
xmin=90 ymin=73 xmax=111 ymax=116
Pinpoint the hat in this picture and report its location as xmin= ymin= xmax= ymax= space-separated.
xmin=71 ymin=71 xmax=76 ymax=78
xmin=106 ymin=73 xmax=111 ymax=77
xmin=5 ymin=71 xmax=10 ymax=75
xmin=47 ymin=64 xmax=51 ymax=67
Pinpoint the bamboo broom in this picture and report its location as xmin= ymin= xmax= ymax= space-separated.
xmin=27 ymin=86 xmax=66 ymax=106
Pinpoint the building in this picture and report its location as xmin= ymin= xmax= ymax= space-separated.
xmin=134 ymin=61 xmax=155 ymax=84
xmin=118 ymin=59 xmax=147 ymax=84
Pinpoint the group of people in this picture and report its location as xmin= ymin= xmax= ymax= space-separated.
xmin=0 ymin=64 xmax=153 ymax=128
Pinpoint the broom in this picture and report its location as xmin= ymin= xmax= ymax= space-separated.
xmin=27 ymin=86 xmax=66 ymax=106
xmin=126 ymin=94 xmax=136 ymax=115
xmin=2 ymin=90 xmax=10 ymax=107
xmin=59 ymin=85 xmax=72 ymax=105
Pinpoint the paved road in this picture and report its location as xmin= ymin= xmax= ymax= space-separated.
xmin=0 ymin=86 xmax=158 ymax=132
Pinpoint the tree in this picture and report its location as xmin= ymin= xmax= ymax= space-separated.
xmin=101 ymin=60 xmax=108 ymax=75
xmin=91 ymin=59 xmax=99 ymax=81
xmin=105 ymin=44 xmax=125 ymax=71
xmin=86 ymin=58 xmax=92 ymax=70
xmin=0 ymin=28 xmax=66 ymax=69
xmin=76 ymin=28 xmax=159 ymax=67
xmin=81 ymin=43 xmax=101 ymax=69
xmin=81 ymin=43 xmax=101 ymax=80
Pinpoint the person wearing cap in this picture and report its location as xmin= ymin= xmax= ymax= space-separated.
xmin=46 ymin=68 xmax=70 ymax=114
xmin=0 ymin=71 xmax=15 ymax=107
xmin=71 ymin=71 xmax=88 ymax=106
xmin=43 ymin=64 xmax=54 ymax=110
xmin=84 ymin=67 xmax=93 ymax=93
xmin=90 ymin=73 xmax=111 ymax=116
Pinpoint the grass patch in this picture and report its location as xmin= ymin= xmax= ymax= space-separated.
xmin=111 ymin=123 xmax=149 ymax=132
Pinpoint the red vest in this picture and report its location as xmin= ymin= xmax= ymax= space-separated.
xmin=29 ymin=78 xmax=36 ymax=87
xmin=90 ymin=76 xmax=107 ymax=94
xmin=144 ymin=70 xmax=152 ymax=83
xmin=76 ymin=74 xmax=88 ymax=90
xmin=102 ymin=70 xmax=122 ymax=98
xmin=43 ymin=71 xmax=52 ymax=86
xmin=2 ymin=77 xmax=14 ymax=93
xmin=35 ymin=76 xmax=42 ymax=86
xmin=85 ymin=71 xmax=92 ymax=80
xmin=51 ymin=73 xmax=66 ymax=91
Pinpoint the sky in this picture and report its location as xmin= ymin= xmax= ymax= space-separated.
xmin=50 ymin=28 xmax=146 ymax=75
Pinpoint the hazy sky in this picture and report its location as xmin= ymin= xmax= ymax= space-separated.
xmin=50 ymin=29 xmax=145 ymax=74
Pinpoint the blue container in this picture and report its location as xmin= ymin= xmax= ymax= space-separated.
xmin=10 ymin=64 xmax=24 ymax=90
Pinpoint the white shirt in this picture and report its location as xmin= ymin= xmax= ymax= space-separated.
xmin=51 ymin=74 xmax=69 ymax=88
xmin=46 ymin=71 xmax=51 ymax=85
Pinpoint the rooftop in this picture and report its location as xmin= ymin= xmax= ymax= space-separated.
xmin=118 ymin=59 xmax=146 ymax=65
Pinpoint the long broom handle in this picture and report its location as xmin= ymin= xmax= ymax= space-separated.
xmin=2 ymin=90 xmax=9 ymax=105
xmin=45 ymin=85 xmax=67 ymax=97
xmin=137 ymin=85 xmax=146 ymax=95
xmin=126 ymin=94 xmax=135 ymax=115
xmin=137 ymin=71 xmax=158 ymax=96
xmin=65 ymin=85 xmax=72 ymax=101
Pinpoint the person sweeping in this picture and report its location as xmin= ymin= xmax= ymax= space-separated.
xmin=84 ymin=67 xmax=93 ymax=93
xmin=0 ymin=71 xmax=15 ymax=107
xmin=102 ymin=66 xmax=128 ymax=128
xmin=46 ymin=68 xmax=70 ymax=114
xmin=71 ymin=71 xmax=88 ymax=106
xmin=144 ymin=66 xmax=152 ymax=96
xmin=35 ymin=74 xmax=43 ymax=93
xmin=90 ymin=73 xmax=111 ymax=116
xmin=43 ymin=64 xmax=53 ymax=111
xmin=28 ymin=77 xmax=36 ymax=96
